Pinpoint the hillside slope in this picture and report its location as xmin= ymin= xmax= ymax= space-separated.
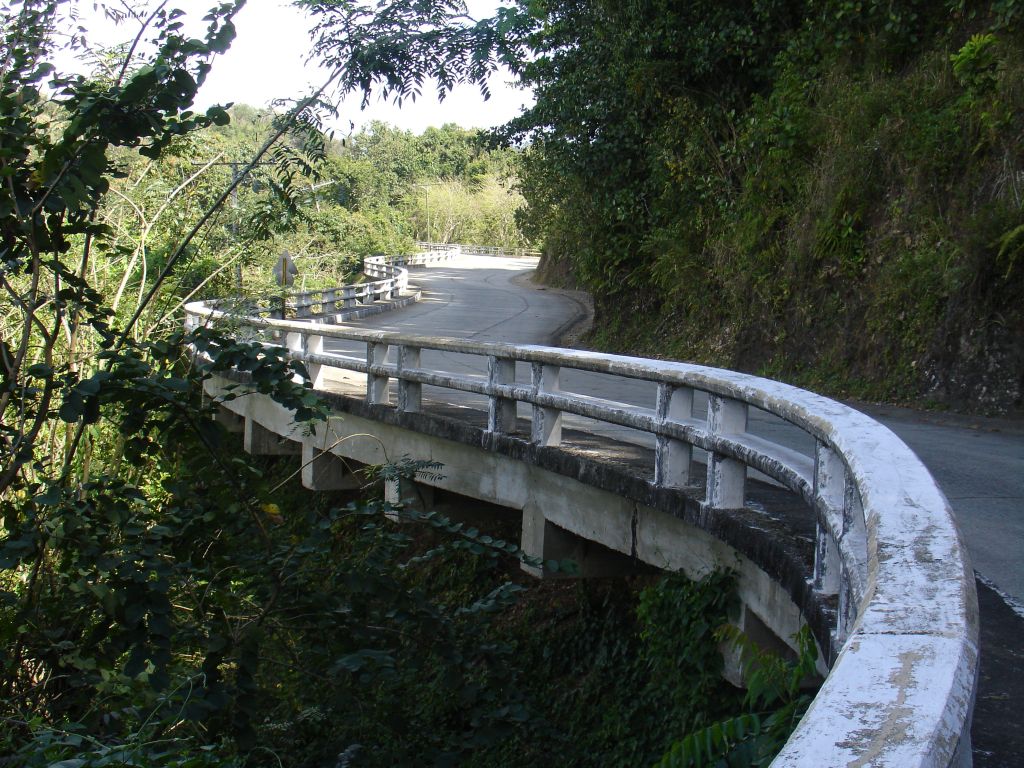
xmin=512 ymin=2 xmax=1024 ymax=414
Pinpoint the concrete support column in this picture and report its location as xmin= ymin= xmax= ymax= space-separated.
xmin=397 ymin=346 xmax=421 ymax=413
xmin=654 ymin=383 xmax=694 ymax=488
xmin=301 ymin=441 xmax=360 ymax=490
xmin=244 ymin=419 xmax=301 ymax=456
xmin=721 ymin=603 xmax=807 ymax=688
xmin=705 ymin=395 xmax=748 ymax=509
xmin=531 ymin=362 xmax=562 ymax=447
xmin=367 ymin=342 xmax=390 ymax=405
xmin=487 ymin=356 xmax=516 ymax=434
xmin=384 ymin=476 xmax=434 ymax=521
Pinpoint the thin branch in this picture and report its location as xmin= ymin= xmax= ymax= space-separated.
xmin=115 ymin=1 xmax=170 ymax=87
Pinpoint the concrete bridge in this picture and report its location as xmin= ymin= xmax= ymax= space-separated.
xmin=187 ymin=248 xmax=1023 ymax=766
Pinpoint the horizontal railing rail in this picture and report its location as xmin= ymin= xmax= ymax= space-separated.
xmin=415 ymin=240 xmax=542 ymax=259
xmin=184 ymin=301 xmax=978 ymax=767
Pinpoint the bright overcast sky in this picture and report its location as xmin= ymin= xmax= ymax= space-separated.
xmin=57 ymin=0 xmax=532 ymax=135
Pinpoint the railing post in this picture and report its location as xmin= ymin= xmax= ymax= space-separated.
xmin=838 ymin=478 xmax=867 ymax=643
xmin=397 ymin=345 xmax=421 ymax=413
xmin=813 ymin=441 xmax=845 ymax=596
xmin=284 ymin=331 xmax=305 ymax=384
xmin=305 ymin=334 xmax=325 ymax=389
xmin=655 ymin=383 xmax=694 ymax=488
xmin=341 ymin=286 xmax=356 ymax=308
xmin=487 ymin=356 xmax=517 ymax=434
xmin=323 ymin=289 xmax=337 ymax=316
xmin=366 ymin=342 xmax=390 ymax=405
xmin=531 ymin=362 xmax=562 ymax=447
xmin=705 ymin=395 xmax=747 ymax=509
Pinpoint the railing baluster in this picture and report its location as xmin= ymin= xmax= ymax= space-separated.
xmin=367 ymin=342 xmax=390 ymax=404
xmin=487 ymin=356 xmax=517 ymax=434
xmin=323 ymin=289 xmax=337 ymax=316
xmin=655 ymin=383 xmax=694 ymax=488
xmin=705 ymin=395 xmax=747 ymax=509
xmin=813 ymin=441 xmax=845 ymax=596
xmin=397 ymin=345 xmax=421 ymax=413
xmin=531 ymin=362 xmax=562 ymax=447
xmin=284 ymin=331 xmax=306 ymax=384
xmin=838 ymin=478 xmax=867 ymax=643
xmin=306 ymin=334 xmax=325 ymax=389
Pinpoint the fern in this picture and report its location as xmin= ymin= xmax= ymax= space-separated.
xmin=655 ymin=626 xmax=819 ymax=767
xmin=996 ymin=222 xmax=1024 ymax=278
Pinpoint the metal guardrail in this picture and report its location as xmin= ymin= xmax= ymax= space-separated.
xmin=185 ymin=293 xmax=978 ymax=766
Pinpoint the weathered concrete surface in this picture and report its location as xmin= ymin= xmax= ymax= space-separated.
xmin=189 ymin=252 xmax=988 ymax=766
xmin=327 ymin=253 xmax=1015 ymax=765
xmin=338 ymin=255 xmax=1022 ymax=615
xmin=205 ymin=372 xmax=818 ymax=673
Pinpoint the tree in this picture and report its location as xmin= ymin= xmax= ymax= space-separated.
xmin=0 ymin=3 xmax=538 ymax=763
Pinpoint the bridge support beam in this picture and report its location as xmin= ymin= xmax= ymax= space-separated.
xmin=520 ymin=503 xmax=646 ymax=579
xmin=215 ymin=405 xmax=245 ymax=434
xmin=385 ymin=476 xmax=435 ymax=519
xmin=244 ymin=418 xmax=301 ymax=456
xmin=301 ymin=441 xmax=361 ymax=491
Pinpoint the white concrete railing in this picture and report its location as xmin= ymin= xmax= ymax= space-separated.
xmin=268 ymin=246 xmax=461 ymax=319
xmin=415 ymin=240 xmax=542 ymax=259
xmin=182 ymin=305 xmax=979 ymax=767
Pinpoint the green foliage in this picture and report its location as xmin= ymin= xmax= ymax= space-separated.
xmin=504 ymin=0 xmax=1024 ymax=412
xmin=952 ymin=33 xmax=1001 ymax=92
xmin=460 ymin=570 xmax=744 ymax=768
xmin=656 ymin=626 xmax=819 ymax=767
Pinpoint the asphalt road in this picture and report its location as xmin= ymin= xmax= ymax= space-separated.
xmin=329 ymin=254 xmax=1024 ymax=610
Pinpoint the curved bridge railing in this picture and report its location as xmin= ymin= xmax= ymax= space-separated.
xmin=268 ymin=246 xmax=461 ymax=320
xmin=415 ymin=240 xmax=542 ymax=259
xmin=184 ymin=303 xmax=979 ymax=767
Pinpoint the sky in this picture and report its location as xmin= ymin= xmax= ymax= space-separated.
xmin=57 ymin=0 xmax=533 ymax=135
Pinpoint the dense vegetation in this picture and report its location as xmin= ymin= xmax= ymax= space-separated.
xmin=500 ymin=0 xmax=1024 ymax=414
xmin=98 ymin=104 xmax=527 ymax=303
xmin=0 ymin=2 xmax=816 ymax=766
